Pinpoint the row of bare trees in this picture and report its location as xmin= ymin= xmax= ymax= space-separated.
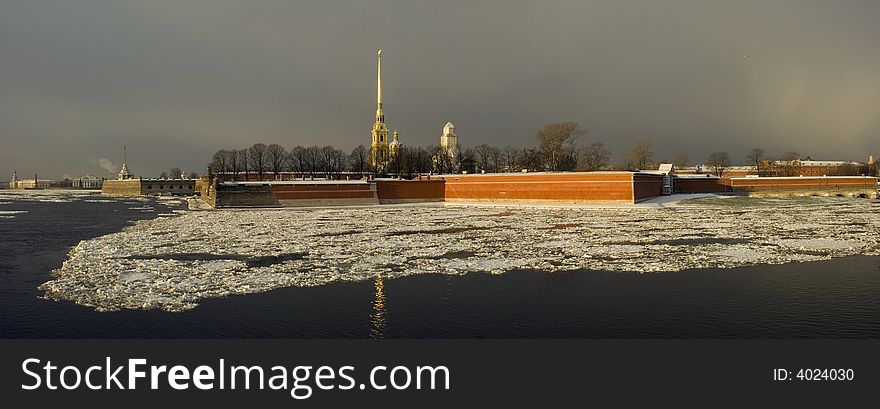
xmin=206 ymin=122 xmax=872 ymax=180
xmin=157 ymin=167 xmax=199 ymax=179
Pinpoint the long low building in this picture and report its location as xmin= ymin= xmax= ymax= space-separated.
xmin=728 ymin=176 xmax=878 ymax=191
xmin=102 ymin=178 xmax=197 ymax=196
xmin=672 ymin=175 xmax=879 ymax=194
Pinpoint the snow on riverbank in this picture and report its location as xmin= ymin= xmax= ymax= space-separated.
xmin=40 ymin=195 xmax=880 ymax=312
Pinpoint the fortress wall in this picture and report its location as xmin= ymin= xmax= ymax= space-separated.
xmin=441 ymin=173 xmax=646 ymax=203
xmin=674 ymin=177 xmax=728 ymax=193
xmin=203 ymin=172 xmax=700 ymax=208
xmin=729 ymin=176 xmax=878 ymax=191
xmin=271 ymin=182 xmax=378 ymax=207
xmin=375 ymin=180 xmax=445 ymax=203
xmin=101 ymin=180 xmax=144 ymax=196
xmin=140 ymin=180 xmax=196 ymax=196
xmin=214 ymin=184 xmax=280 ymax=207
xmin=197 ymin=178 xmax=217 ymax=207
xmin=632 ymin=173 xmax=665 ymax=202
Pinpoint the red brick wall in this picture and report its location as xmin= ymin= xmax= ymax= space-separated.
xmin=375 ymin=180 xmax=445 ymax=202
xmin=441 ymin=173 xmax=641 ymax=203
xmin=674 ymin=177 xmax=728 ymax=193
xmin=729 ymin=177 xmax=878 ymax=190
xmin=270 ymin=183 xmax=375 ymax=200
xmin=632 ymin=173 xmax=665 ymax=202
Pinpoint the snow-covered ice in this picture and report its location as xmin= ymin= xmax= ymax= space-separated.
xmin=40 ymin=195 xmax=880 ymax=312
xmin=0 ymin=210 xmax=28 ymax=218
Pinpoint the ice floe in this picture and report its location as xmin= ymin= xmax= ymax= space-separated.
xmin=40 ymin=195 xmax=880 ymax=312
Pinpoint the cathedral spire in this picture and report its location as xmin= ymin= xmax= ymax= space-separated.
xmin=370 ymin=49 xmax=391 ymax=170
xmin=377 ymin=49 xmax=382 ymax=109
xmin=375 ymin=49 xmax=384 ymax=123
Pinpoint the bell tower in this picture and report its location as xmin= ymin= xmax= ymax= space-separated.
xmin=370 ymin=49 xmax=390 ymax=169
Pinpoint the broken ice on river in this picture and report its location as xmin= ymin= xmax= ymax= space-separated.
xmin=40 ymin=195 xmax=880 ymax=312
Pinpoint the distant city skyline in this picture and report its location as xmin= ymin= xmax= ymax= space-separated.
xmin=2 ymin=0 xmax=879 ymax=179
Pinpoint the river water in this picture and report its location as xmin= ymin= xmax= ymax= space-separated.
xmin=1 ymin=191 xmax=878 ymax=338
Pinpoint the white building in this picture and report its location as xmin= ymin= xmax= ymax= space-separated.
xmin=440 ymin=122 xmax=458 ymax=156
xmin=11 ymin=175 xmax=52 ymax=189
xmin=72 ymin=175 xmax=103 ymax=189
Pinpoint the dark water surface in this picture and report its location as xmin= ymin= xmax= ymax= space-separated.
xmin=1 ymin=193 xmax=879 ymax=338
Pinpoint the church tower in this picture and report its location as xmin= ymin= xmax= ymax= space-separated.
xmin=440 ymin=122 xmax=458 ymax=164
xmin=370 ymin=49 xmax=390 ymax=169
xmin=389 ymin=129 xmax=401 ymax=156
xmin=440 ymin=122 xmax=457 ymax=153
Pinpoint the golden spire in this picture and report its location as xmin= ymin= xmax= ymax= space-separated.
xmin=377 ymin=49 xmax=382 ymax=108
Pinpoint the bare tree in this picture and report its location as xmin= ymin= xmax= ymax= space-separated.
xmin=323 ymin=146 xmax=347 ymax=175
xmin=474 ymin=144 xmax=497 ymax=173
xmin=349 ymin=145 xmax=369 ymax=177
xmin=502 ymin=146 xmax=519 ymax=172
xmin=779 ymin=151 xmax=801 ymax=176
xmin=211 ymin=150 xmax=230 ymax=175
xmin=237 ymin=149 xmax=250 ymax=180
xmin=303 ymin=146 xmax=322 ymax=179
xmin=189 ymin=171 xmax=199 ymax=179
xmin=459 ymin=148 xmax=477 ymax=174
xmin=411 ymin=146 xmax=432 ymax=175
xmin=671 ymin=152 xmax=689 ymax=169
xmin=746 ymin=148 xmax=765 ymax=175
xmin=518 ymin=147 xmax=543 ymax=171
xmin=489 ymin=146 xmax=504 ymax=173
xmin=536 ymin=122 xmax=586 ymax=171
xmin=625 ymin=139 xmax=653 ymax=170
xmin=578 ymin=143 xmax=611 ymax=171
xmin=266 ymin=143 xmax=287 ymax=179
xmin=226 ymin=150 xmax=241 ymax=180
xmin=706 ymin=151 xmax=732 ymax=177
xmin=159 ymin=171 xmax=168 ymax=179
xmin=431 ymin=144 xmax=455 ymax=174
xmin=288 ymin=146 xmax=306 ymax=178
xmin=388 ymin=146 xmax=406 ymax=178
xmin=169 ymin=168 xmax=183 ymax=179
xmin=248 ymin=143 xmax=268 ymax=180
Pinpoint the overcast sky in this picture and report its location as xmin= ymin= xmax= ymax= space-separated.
xmin=1 ymin=0 xmax=879 ymax=179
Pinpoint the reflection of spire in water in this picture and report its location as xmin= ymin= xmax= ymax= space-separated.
xmin=370 ymin=276 xmax=386 ymax=339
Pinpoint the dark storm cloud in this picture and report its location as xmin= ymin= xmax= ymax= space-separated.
xmin=1 ymin=0 xmax=879 ymax=178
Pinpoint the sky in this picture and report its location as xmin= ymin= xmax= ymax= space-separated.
xmin=1 ymin=0 xmax=879 ymax=179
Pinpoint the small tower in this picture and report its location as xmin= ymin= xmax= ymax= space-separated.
xmin=389 ymin=129 xmax=401 ymax=156
xmin=10 ymin=171 xmax=17 ymax=189
xmin=440 ymin=122 xmax=459 ymax=163
xmin=117 ymin=144 xmax=134 ymax=180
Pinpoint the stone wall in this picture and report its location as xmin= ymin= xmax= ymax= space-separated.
xmin=102 ymin=179 xmax=196 ymax=196
xmin=214 ymin=183 xmax=280 ymax=207
xmin=729 ymin=176 xmax=878 ymax=191
xmin=140 ymin=179 xmax=196 ymax=196
xmin=101 ymin=180 xmax=143 ymax=196
xmin=375 ymin=179 xmax=445 ymax=203
xmin=271 ymin=182 xmax=378 ymax=207
xmin=632 ymin=173 xmax=665 ymax=202
xmin=674 ymin=177 xmax=728 ymax=193
xmin=441 ymin=172 xmax=650 ymax=203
